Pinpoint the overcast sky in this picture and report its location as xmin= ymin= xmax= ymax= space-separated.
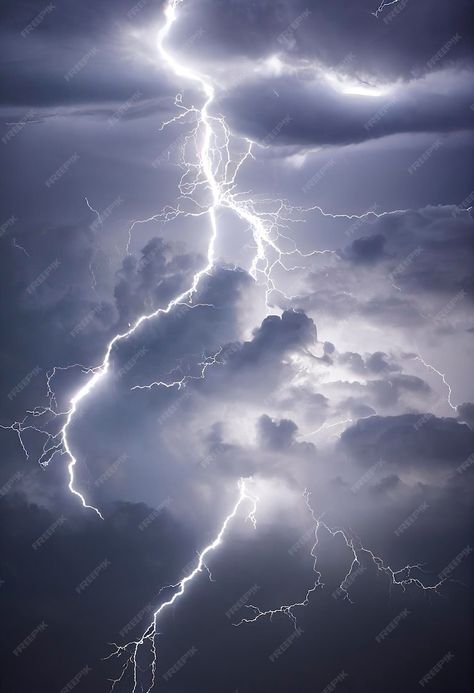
xmin=0 ymin=1 xmax=473 ymax=692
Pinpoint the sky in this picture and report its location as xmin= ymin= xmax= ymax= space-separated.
xmin=0 ymin=0 xmax=473 ymax=691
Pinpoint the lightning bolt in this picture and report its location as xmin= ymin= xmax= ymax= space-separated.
xmin=415 ymin=354 xmax=457 ymax=411
xmin=2 ymin=1 xmax=453 ymax=687
xmin=235 ymin=488 xmax=445 ymax=630
xmin=105 ymin=477 xmax=258 ymax=693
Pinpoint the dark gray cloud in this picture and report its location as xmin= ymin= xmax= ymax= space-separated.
xmin=340 ymin=413 xmax=474 ymax=470
xmin=339 ymin=233 xmax=387 ymax=264
xmin=338 ymin=350 xmax=400 ymax=375
xmin=224 ymin=69 xmax=474 ymax=146
xmin=230 ymin=309 xmax=317 ymax=366
xmin=257 ymin=413 xmax=298 ymax=450
xmin=457 ymin=402 xmax=474 ymax=429
xmin=175 ymin=0 xmax=474 ymax=79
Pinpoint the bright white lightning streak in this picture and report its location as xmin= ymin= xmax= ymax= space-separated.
xmin=300 ymin=417 xmax=355 ymax=439
xmin=2 ymin=0 xmax=224 ymax=517
xmin=2 ymin=0 xmax=337 ymax=558
xmin=106 ymin=477 xmax=258 ymax=693
xmin=300 ymin=413 xmax=377 ymax=441
xmin=235 ymin=488 xmax=445 ymax=630
xmin=85 ymin=196 xmax=103 ymax=228
xmin=2 ymin=0 xmax=323 ymax=518
xmin=415 ymin=354 xmax=457 ymax=411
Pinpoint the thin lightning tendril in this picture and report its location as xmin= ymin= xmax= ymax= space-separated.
xmin=235 ymin=488 xmax=445 ymax=630
xmin=371 ymin=0 xmax=402 ymax=19
xmin=12 ymin=237 xmax=30 ymax=257
xmin=415 ymin=354 xmax=457 ymax=411
xmin=85 ymin=196 xmax=103 ymax=229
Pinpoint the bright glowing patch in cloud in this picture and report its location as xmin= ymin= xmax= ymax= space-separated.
xmin=324 ymin=72 xmax=393 ymax=97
